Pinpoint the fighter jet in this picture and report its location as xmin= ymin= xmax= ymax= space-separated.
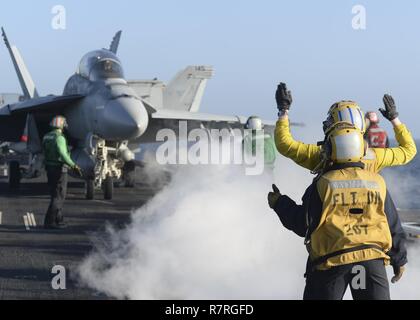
xmin=0 ymin=29 xmax=300 ymax=200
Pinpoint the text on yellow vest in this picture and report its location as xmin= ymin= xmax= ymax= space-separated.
xmin=310 ymin=167 xmax=392 ymax=270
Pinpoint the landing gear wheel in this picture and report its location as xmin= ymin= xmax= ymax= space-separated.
xmin=86 ymin=179 xmax=94 ymax=200
xmin=123 ymin=161 xmax=136 ymax=188
xmin=103 ymin=176 xmax=113 ymax=200
xmin=9 ymin=161 xmax=21 ymax=190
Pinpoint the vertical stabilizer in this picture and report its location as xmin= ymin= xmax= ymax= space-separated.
xmin=109 ymin=30 xmax=122 ymax=54
xmin=1 ymin=28 xmax=39 ymax=100
xmin=163 ymin=66 xmax=213 ymax=112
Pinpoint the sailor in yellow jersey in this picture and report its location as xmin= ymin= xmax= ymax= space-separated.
xmin=268 ymin=123 xmax=407 ymax=300
xmin=274 ymin=83 xmax=417 ymax=173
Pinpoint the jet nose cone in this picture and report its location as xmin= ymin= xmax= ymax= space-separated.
xmin=101 ymin=97 xmax=149 ymax=140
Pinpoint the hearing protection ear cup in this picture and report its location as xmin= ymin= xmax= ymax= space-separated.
xmin=325 ymin=122 xmax=366 ymax=163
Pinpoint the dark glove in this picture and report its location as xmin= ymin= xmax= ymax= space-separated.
xmin=268 ymin=184 xmax=281 ymax=209
xmin=391 ymin=264 xmax=405 ymax=283
xmin=379 ymin=94 xmax=399 ymax=121
xmin=73 ymin=165 xmax=83 ymax=177
xmin=276 ymin=83 xmax=293 ymax=112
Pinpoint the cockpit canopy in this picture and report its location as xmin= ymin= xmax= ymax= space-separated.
xmin=77 ymin=50 xmax=125 ymax=81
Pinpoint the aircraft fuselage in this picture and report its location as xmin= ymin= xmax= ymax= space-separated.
xmin=62 ymin=49 xmax=149 ymax=143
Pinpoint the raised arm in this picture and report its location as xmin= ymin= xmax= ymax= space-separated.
xmin=373 ymin=95 xmax=417 ymax=171
xmin=274 ymin=83 xmax=322 ymax=171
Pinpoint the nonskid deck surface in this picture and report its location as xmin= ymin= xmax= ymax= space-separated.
xmin=0 ymin=176 xmax=158 ymax=299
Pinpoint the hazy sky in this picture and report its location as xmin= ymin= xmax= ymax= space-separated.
xmin=1 ymin=0 xmax=419 ymax=138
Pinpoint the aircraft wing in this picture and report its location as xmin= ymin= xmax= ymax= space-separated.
xmin=0 ymin=94 xmax=84 ymax=116
xmin=150 ymin=109 xmax=304 ymax=127
xmin=134 ymin=109 xmax=304 ymax=143
xmin=0 ymin=94 xmax=84 ymax=142
xmin=152 ymin=109 xmax=244 ymax=123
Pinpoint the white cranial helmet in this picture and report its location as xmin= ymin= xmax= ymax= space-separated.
xmin=245 ymin=116 xmax=263 ymax=130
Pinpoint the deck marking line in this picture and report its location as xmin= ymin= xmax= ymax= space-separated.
xmin=23 ymin=215 xmax=30 ymax=230
xmin=28 ymin=213 xmax=36 ymax=227
xmin=23 ymin=213 xmax=37 ymax=230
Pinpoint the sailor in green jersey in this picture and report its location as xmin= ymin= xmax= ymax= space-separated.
xmin=42 ymin=116 xmax=81 ymax=229
xmin=243 ymin=116 xmax=277 ymax=171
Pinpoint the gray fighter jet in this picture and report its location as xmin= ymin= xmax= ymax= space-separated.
xmin=0 ymin=29 xmax=298 ymax=200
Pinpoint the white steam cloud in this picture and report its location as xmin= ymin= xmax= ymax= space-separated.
xmin=77 ymin=150 xmax=420 ymax=300
xmin=78 ymin=155 xmax=310 ymax=299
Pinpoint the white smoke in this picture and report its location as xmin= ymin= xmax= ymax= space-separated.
xmin=78 ymin=154 xmax=311 ymax=299
xmin=77 ymin=146 xmax=420 ymax=300
xmin=135 ymin=150 xmax=172 ymax=189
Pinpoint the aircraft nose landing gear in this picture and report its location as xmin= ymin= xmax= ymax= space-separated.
xmin=84 ymin=139 xmax=121 ymax=201
xmin=85 ymin=176 xmax=115 ymax=200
